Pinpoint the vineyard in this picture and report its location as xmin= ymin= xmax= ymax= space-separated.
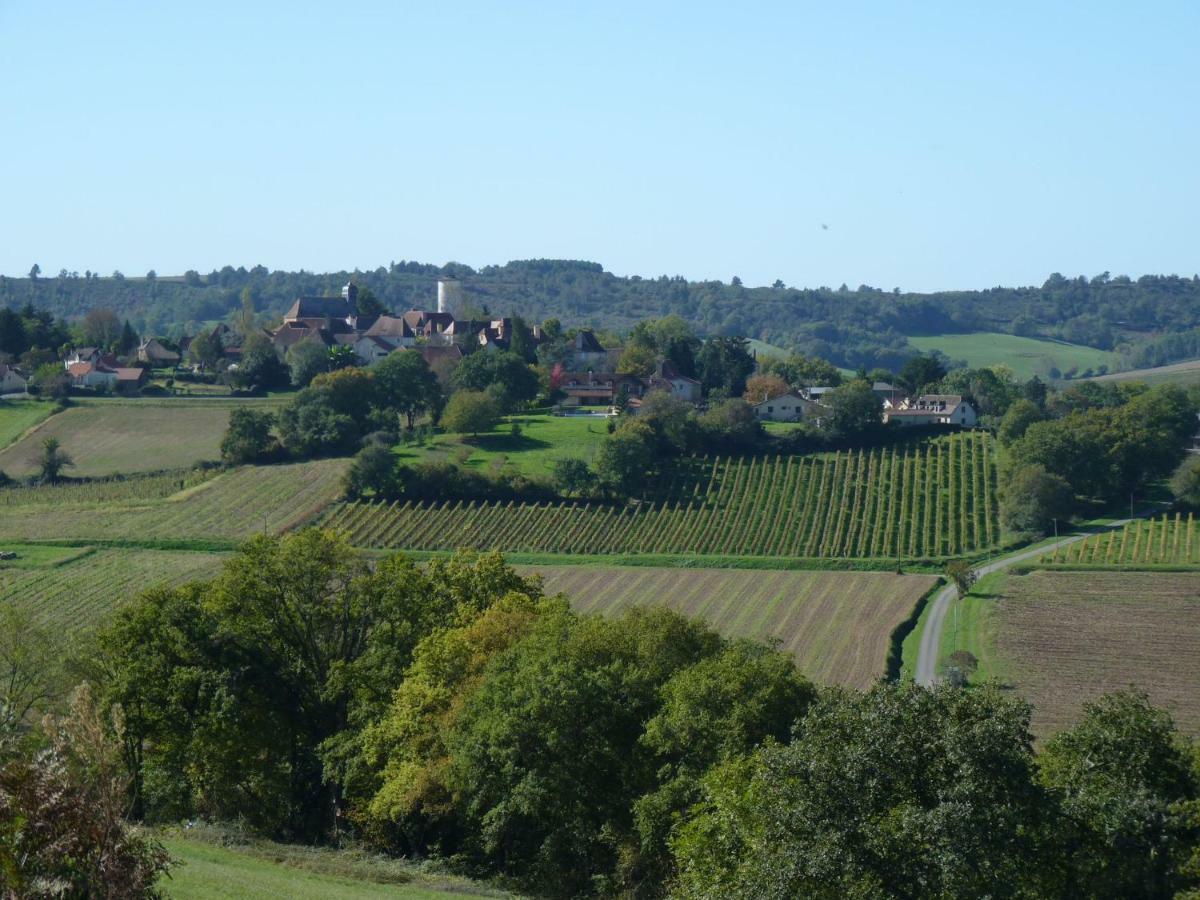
xmin=0 ymin=548 xmax=226 ymax=632
xmin=0 ymin=458 xmax=348 ymax=543
xmin=323 ymin=432 xmax=999 ymax=560
xmin=1041 ymin=513 xmax=1200 ymax=567
xmin=527 ymin=566 xmax=938 ymax=688
xmin=0 ymin=468 xmax=219 ymax=508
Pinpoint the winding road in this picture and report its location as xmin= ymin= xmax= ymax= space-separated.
xmin=914 ymin=515 xmax=1146 ymax=686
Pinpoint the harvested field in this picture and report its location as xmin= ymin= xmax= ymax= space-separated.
xmin=0 ymin=401 xmax=235 ymax=477
xmin=994 ymin=571 xmax=1200 ymax=735
xmin=0 ymin=548 xmax=226 ymax=632
xmin=526 ymin=566 xmax=939 ymax=688
xmin=0 ymin=458 xmax=348 ymax=543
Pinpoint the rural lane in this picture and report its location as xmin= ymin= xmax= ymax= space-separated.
xmin=914 ymin=517 xmax=1144 ymax=687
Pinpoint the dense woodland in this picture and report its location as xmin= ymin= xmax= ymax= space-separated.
xmin=6 ymin=261 xmax=1200 ymax=370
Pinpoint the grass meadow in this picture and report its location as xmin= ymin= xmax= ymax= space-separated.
xmin=907 ymin=332 xmax=1116 ymax=380
xmin=0 ymin=398 xmax=58 ymax=452
xmin=159 ymin=835 xmax=502 ymax=900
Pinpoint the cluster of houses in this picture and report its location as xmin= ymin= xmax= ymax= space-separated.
xmin=746 ymin=380 xmax=978 ymax=427
xmin=0 ymin=280 xmax=978 ymax=431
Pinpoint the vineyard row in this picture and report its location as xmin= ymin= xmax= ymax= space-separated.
xmin=322 ymin=432 xmax=999 ymax=559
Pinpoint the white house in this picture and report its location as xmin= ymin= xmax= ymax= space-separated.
xmin=649 ymin=360 xmax=702 ymax=402
xmin=66 ymin=361 xmax=118 ymax=389
xmin=0 ymin=364 xmax=28 ymax=394
xmin=885 ymin=394 xmax=978 ymax=427
xmin=335 ymin=333 xmax=395 ymax=365
xmin=65 ymin=347 xmax=102 ymax=366
xmin=752 ymin=391 xmax=813 ymax=422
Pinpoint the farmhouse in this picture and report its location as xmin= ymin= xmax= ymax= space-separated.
xmin=885 ymin=394 xmax=978 ymax=427
xmin=137 ymin=338 xmax=180 ymax=366
xmin=752 ymin=391 xmax=822 ymax=423
xmin=0 ymin=364 xmax=28 ymax=394
xmin=647 ymin=360 xmax=702 ymax=402
xmin=567 ymin=331 xmax=609 ymax=370
xmin=113 ymin=367 xmax=148 ymax=394
xmin=66 ymin=361 xmax=118 ymax=389
xmin=560 ymin=372 xmax=645 ymax=407
xmin=872 ymin=381 xmax=903 ymax=407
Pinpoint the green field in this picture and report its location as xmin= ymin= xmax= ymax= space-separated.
xmin=0 ymin=398 xmax=58 ymax=452
xmin=324 ymin=432 xmax=999 ymax=561
xmin=0 ymin=400 xmax=240 ymax=477
xmin=160 ymin=836 xmax=500 ymax=900
xmin=1089 ymin=358 xmax=1200 ymax=386
xmin=934 ymin=570 xmax=1009 ymax=683
xmin=0 ymin=458 xmax=347 ymax=544
xmin=0 ymin=547 xmax=226 ymax=632
xmin=529 ymin=566 xmax=938 ymax=688
xmin=1040 ymin=513 xmax=1200 ymax=567
xmin=907 ymin=332 xmax=1116 ymax=380
xmin=395 ymin=412 xmax=611 ymax=477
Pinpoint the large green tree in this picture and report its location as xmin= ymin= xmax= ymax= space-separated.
xmin=98 ymin=535 xmax=535 ymax=839
xmin=673 ymin=683 xmax=1053 ymax=899
xmin=451 ymin=351 xmax=538 ymax=412
xmin=1039 ymin=691 xmax=1200 ymax=898
xmin=373 ymin=351 xmax=441 ymax=430
xmin=826 ymin=379 xmax=883 ymax=442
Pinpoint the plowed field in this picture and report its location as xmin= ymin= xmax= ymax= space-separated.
xmin=526 ymin=566 xmax=938 ymax=688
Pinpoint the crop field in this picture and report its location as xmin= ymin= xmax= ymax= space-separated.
xmin=991 ymin=571 xmax=1200 ymax=735
xmin=0 ymin=400 xmax=236 ymax=477
xmin=0 ymin=548 xmax=226 ymax=632
xmin=0 ymin=468 xmax=219 ymax=508
xmin=0 ymin=399 xmax=58 ymax=451
xmin=1041 ymin=513 xmax=1200 ymax=567
xmin=527 ymin=566 xmax=938 ymax=688
xmin=0 ymin=458 xmax=347 ymax=543
xmin=907 ymin=332 xmax=1116 ymax=380
xmin=324 ymin=432 xmax=999 ymax=560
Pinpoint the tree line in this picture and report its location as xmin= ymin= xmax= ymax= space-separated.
xmin=9 ymin=260 xmax=1200 ymax=372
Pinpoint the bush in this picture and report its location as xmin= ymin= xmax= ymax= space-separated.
xmin=441 ymin=391 xmax=500 ymax=438
xmin=0 ymin=685 xmax=171 ymax=896
xmin=220 ymin=408 xmax=280 ymax=465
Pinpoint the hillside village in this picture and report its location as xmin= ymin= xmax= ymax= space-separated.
xmin=0 ymin=278 xmax=980 ymax=431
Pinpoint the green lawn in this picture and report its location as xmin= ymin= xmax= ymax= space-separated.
xmin=0 ymin=543 xmax=93 ymax=569
xmin=907 ymin=332 xmax=1116 ymax=380
xmin=396 ymin=412 xmax=611 ymax=477
xmin=934 ymin=570 xmax=1009 ymax=684
xmin=160 ymin=837 xmax=505 ymax=900
xmin=0 ymin=398 xmax=58 ymax=452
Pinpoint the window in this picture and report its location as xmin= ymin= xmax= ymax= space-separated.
xmin=767 ymin=406 xmax=774 ymax=413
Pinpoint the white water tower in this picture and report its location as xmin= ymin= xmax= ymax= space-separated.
xmin=436 ymin=279 xmax=461 ymax=315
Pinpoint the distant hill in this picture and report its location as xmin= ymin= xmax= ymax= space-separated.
xmin=4 ymin=261 xmax=1200 ymax=371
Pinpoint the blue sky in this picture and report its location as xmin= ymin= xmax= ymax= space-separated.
xmin=1 ymin=1 xmax=1196 ymax=291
